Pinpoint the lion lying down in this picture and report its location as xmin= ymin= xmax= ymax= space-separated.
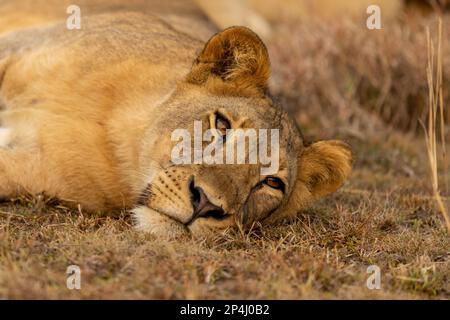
xmin=0 ymin=9 xmax=352 ymax=237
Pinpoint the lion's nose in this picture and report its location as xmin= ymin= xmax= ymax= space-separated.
xmin=189 ymin=180 xmax=226 ymax=220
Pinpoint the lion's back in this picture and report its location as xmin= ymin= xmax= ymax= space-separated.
xmin=0 ymin=0 xmax=217 ymax=38
xmin=0 ymin=12 xmax=207 ymax=122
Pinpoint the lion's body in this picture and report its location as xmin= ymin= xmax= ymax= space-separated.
xmin=0 ymin=1 xmax=352 ymax=236
xmin=0 ymin=11 xmax=209 ymax=210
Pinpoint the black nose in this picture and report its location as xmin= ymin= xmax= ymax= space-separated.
xmin=189 ymin=180 xmax=226 ymax=220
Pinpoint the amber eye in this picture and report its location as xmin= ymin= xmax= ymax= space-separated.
xmin=215 ymin=113 xmax=231 ymax=136
xmin=264 ymin=177 xmax=285 ymax=191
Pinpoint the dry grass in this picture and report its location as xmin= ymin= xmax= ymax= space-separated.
xmin=0 ymin=9 xmax=450 ymax=300
xmin=270 ymin=15 xmax=450 ymax=133
xmin=423 ymin=19 xmax=450 ymax=232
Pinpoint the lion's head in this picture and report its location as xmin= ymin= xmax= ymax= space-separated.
xmin=133 ymin=26 xmax=352 ymax=237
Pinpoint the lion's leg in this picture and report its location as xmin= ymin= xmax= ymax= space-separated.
xmin=0 ymin=149 xmax=23 ymax=198
xmin=0 ymin=55 xmax=44 ymax=199
xmin=0 ymin=148 xmax=42 ymax=199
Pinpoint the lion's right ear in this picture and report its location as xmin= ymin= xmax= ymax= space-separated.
xmin=186 ymin=26 xmax=270 ymax=95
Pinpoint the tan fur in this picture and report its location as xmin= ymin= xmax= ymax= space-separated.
xmin=0 ymin=1 xmax=352 ymax=237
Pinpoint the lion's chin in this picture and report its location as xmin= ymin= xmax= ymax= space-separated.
xmin=187 ymin=216 xmax=235 ymax=238
xmin=131 ymin=206 xmax=190 ymax=239
xmin=132 ymin=206 xmax=234 ymax=239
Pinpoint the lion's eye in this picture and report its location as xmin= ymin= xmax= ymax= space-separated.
xmin=263 ymin=177 xmax=285 ymax=191
xmin=215 ymin=113 xmax=231 ymax=136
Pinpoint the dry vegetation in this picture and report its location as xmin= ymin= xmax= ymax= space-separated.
xmin=270 ymin=15 xmax=450 ymax=132
xmin=0 ymin=8 xmax=449 ymax=299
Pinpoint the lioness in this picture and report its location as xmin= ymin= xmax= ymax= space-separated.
xmin=0 ymin=1 xmax=352 ymax=237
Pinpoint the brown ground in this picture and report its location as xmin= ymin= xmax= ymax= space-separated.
xmin=0 ymin=9 xmax=449 ymax=300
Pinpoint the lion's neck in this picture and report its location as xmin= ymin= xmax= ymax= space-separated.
xmin=106 ymin=82 xmax=180 ymax=202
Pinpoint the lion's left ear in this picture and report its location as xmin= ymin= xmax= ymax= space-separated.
xmin=186 ymin=26 xmax=270 ymax=94
xmin=298 ymin=140 xmax=353 ymax=198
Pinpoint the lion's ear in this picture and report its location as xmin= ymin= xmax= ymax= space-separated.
xmin=298 ymin=140 xmax=353 ymax=198
xmin=186 ymin=26 xmax=270 ymax=94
